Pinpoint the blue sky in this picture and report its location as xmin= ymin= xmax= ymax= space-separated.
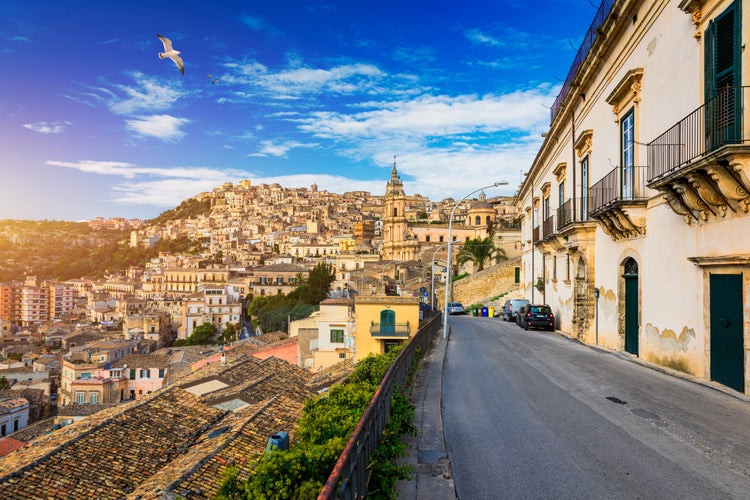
xmin=0 ymin=0 xmax=597 ymax=221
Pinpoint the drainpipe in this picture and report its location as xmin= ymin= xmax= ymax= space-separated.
xmin=530 ymin=179 xmax=535 ymax=304
xmin=572 ymin=107 xmax=577 ymax=220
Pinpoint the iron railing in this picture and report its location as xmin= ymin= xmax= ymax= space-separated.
xmin=648 ymin=86 xmax=748 ymax=181
xmin=370 ymin=321 xmax=411 ymax=337
xmin=532 ymin=225 xmax=540 ymax=243
xmin=319 ymin=313 xmax=442 ymax=499
xmin=589 ymin=165 xmax=649 ymax=214
xmin=557 ymin=197 xmax=589 ymax=230
xmin=550 ymin=0 xmax=616 ymax=122
xmin=542 ymin=215 xmax=556 ymax=239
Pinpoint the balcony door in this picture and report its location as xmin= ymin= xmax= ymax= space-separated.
xmin=380 ymin=309 xmax=395 ymax=335
xmin=621 ymin=109 xmax=635 ymax=200
xmin=581 ymin=156 xmax=589 ymax=220
xmin=704 ymin=0 xmax=741 ymax=149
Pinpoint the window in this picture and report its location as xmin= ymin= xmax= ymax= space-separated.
xmin=129 ymin=369 xmax=136 ymax=380
xmin=276 ymin=276 xmax=283 ymax=285
xmin=76 ymin=391 xmax=85 ymax=404
xmin=158 ymin=369 xmax=164 ymax=378
xmin=339 ymin=353 xmax=347 ymax=359
xmin=380 ymin=310 xmax=396 ymax=334
xmin=704 ymin=1 xmax=741 ymax=146
xmin=1 ymin=424 xmax=6 ymax=436
xmin=558 ymin=181 xmax=565 ymax=209
xmin=90 ymin=392 xmax=98 ymax=404
xmin=543 ymin=196 xmax=550 ymax=221
xmin=426 ymin=235 xmax=430 ymax=242
xmin=140 ymin=369 xmax=150 ymax=379
xmin=581 ymin=155 xmax=590 ymax=219
xmin=621 ymin=108 xmax=635 ymax=199
xmin=475 ymin=215 xmax=481 ymax=225
xmin=330 ymin=329 xmax=344 ymax=343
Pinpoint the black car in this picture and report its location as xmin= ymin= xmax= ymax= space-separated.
xmin=519 ymin=304 xmax=555 ymax=331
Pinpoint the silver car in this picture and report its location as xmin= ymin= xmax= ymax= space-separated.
xmin=447 ymin=302 xmax=465 ymax=315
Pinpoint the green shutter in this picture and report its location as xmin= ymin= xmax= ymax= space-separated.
xmin=705 ymin=1 xmax=739 ymax=98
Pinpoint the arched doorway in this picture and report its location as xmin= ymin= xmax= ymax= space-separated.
xmin=623 ymin=258 xmax=639 ymax=356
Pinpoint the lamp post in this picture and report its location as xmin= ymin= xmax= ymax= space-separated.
xmin=431 ymin=243 xmax=447 ymax=310
xmin=443 ymin=181 xmax=508 ymax=339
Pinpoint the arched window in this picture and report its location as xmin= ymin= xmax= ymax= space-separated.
xmin=393 ymin=208 xmax=398 ymax=217
xmin=475 ymin=215 xmax=481 ymax=225
xmin=380 ymin=309 xmax=395 ymax=334
xmin=623 ymin=258 xmax=638 ymax=277
xmin=486 ymin=215 xmax=491 ymax=225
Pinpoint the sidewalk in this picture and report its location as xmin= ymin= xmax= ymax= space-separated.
xmin=395 ymin=330 xmax=456 ymax=499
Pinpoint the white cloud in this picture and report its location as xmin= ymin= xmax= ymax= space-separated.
xmin=464 ymin=29 xmax=503 ymax=47
xmin=125 ymin=115 xmax=190 ymax=141
xmin=250 ymin=140 xmax=319 ymax=157
xmin=222 ymin=61 xmax=397 ymax=98
xmin=23 ymin=121 xmax=71 ymax=134
xmin=298 ymin=87 xmax=554 ymax=139
xmin=108 ymin=73 xmax=186 ymax=115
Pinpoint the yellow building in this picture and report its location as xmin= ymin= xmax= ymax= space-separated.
xmin=353 ymin=296 xmax=420 ymax=360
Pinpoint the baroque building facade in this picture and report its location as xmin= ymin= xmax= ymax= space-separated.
xmin=516 ymin=0 xmax=749 ymax=394
xmin=381 ymin=160 xmax=420 ymax=261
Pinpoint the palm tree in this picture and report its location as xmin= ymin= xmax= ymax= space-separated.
xmin=456 ymin=237 xmax=507 ymax=272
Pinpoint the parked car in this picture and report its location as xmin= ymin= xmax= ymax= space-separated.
xmin=519 ymin=304 xmax=555 ymax=331
xmin=502 ymin=298 xmax=530 ymax=322
xmin=447 ymin=302 xmax=465 ymax=315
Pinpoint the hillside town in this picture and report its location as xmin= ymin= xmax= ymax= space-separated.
xmin=0 ymin=162 xmax=521 ymax=492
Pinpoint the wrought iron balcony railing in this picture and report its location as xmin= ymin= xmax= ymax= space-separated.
xmin=557 ymin=197 xmax=590 ymax=230
xmin=542 ymin=215 xmax=556 ymax=239
xmin=550 ymin=0 xmax=616 ymax=122
xmin=532 ymin=225 xmax=540 ymax=242
xmin=589 ymin=165 xmax=649 ymax=215
xmin=370 ymin=321 xmax=411 ymax=337
xmin=648 ymin=86 xmax=748 ymax=182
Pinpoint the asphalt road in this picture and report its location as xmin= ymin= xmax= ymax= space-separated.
xmin=442 ymin=315 xmax=750 ymax=499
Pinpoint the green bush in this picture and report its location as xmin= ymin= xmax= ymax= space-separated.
xmin=216 ymin=345 xmax=417 ymax=499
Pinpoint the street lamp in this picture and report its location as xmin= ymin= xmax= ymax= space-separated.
xmin=443 ymin=181 xmax=508 ymax=339
xmin=431 ymin=243 xmax=447 ymax=310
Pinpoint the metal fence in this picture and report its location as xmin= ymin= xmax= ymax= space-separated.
xmin=550 ymin=0 xmax=616 ymax=122
xmin=557 ymin=197 xmax=589 ymax=230
xmin=589 ymin=165 xmax=649 ymax=214
xmin=318 ymin=312 xmax=442 ymax=499
xmin=648 ymin=86 xmax=748 ymax=181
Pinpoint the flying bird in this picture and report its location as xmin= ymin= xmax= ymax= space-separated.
xmin=156 ymin=34 xmax=184 ymax=74
xmin=207 ymin=74 xmax=220 ymax=85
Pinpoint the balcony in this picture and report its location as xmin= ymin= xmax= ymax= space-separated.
xmin=550 ymin=0 xmax=616 ymax=123
xmin=542 ymin=215 xmax=556 ymax=240
xmin=370 ymin=321 xmax=411 ymax=338
xmin=647 ymin=86 xmax=750 ymax=223
xmin=589 ymin=166 xmax=649 ymax=240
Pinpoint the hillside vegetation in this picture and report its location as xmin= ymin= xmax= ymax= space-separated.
xmin=0 ymin=220 xmax=202 ymax=282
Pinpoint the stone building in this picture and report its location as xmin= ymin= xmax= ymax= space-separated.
xmin=515 ymin=0 xmax=750 ymax=394
xmin=381 ymin=160 xmax=420 ymax=261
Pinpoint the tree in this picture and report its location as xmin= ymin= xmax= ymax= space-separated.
xmin=294 ymin=262 xmax=336 ymax=305
xmin=175 ymin=322 xmax=217 ymax=346
xmin=456 ymin=237 xmax=507 ymax=272
xmin=0 ymin=375 xmax=10 ymax=392
xmin=219 ymin=322 xmax=237 ymax=344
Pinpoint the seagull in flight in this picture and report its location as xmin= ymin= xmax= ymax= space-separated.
xmin=156 ymin=34 xmax=184 ymax=74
